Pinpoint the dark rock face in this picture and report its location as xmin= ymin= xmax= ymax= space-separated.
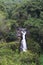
xmin=16 ymin=28 xmax=26 ymax=37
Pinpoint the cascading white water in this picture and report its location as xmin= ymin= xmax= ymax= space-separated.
xmin=20 ymin=30 xmax=27 ymax=52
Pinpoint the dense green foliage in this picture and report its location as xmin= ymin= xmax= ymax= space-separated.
xmin=0 ymin=0 xmax=43 ymax=65
xmin=0 ymin=42 xmax=40 ymax=65
xmin=40 ymin=54 xmax=43 ymax=65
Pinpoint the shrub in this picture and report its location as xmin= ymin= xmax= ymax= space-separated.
xmin=6 ymin=32 xmax=17 ymax=42
xmin=27 ymin=38 xmax=41 ymax=54
xmin=0 ymin=49 xmax=39 ymax=65
xmin=19 ymin=51 xmax=39 ymax=65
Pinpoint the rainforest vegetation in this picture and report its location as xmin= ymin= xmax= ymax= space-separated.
xmin=0 ymin=0 xmax=43 ymax=65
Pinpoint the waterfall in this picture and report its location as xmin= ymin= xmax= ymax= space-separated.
xmin=20 ymin=30 xmax=27 ymax=52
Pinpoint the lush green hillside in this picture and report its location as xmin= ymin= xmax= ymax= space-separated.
xmin=0 ymin=0 xmax=43 ymax=65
